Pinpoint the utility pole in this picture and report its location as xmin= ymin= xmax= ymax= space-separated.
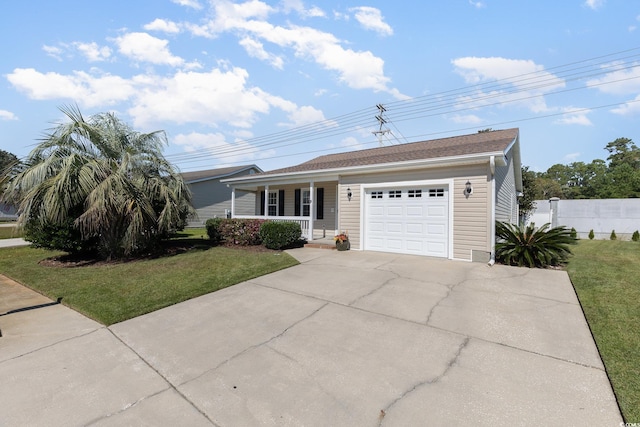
xmin=372 ymin=104 xmax=391 ymax=147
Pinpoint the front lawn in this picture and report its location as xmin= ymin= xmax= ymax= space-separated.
xmin=567 ymin=240 xmax=640 ymax=422
xmin=0 ymin=239 xmax=298 ymax=325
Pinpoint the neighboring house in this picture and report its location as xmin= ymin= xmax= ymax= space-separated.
xmin=223 ymin=129 xmax=522 ymax=262
xmin=182 ymin=165 xmax=263 ymax=227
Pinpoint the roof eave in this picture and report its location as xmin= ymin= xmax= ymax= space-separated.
xmin=184 ymin=165 xmax=263 ymax=184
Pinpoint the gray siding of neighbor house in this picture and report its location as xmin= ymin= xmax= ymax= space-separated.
xmin=494 ymin=151 xmax=518 ymax=224
xmin=189 ymin=179 xmax=254 ymax=225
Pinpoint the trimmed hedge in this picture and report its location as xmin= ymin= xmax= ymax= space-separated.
xmin=205 ymin=218 xmax=265 ymax=246
xmin=259 ymin=221 xmax=302 ymax=250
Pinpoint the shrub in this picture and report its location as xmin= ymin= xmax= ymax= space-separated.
xmin=633 ymin=230 xmax=640 ymax=242
xmin=610 ymin=230 xmax=617 ymax=240
xmin=205 ymin=218 xmax=224 ymax=243
xmin=588 ymin=229 xmax=595 ymax=240
xmin=217 ymin=218 xmax=265 ymax=246
xmin=259 ymin=221 xmax=302 ymax=249
xmin=570 ymin=227 xmax=578 ymax=239
xmin=495 ymin=221 xmax=577 ymax=268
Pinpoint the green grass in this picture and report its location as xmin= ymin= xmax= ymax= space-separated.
xmin=566 ymin=240 xmax=640 ymax=422
xmin=0 ymin=239 xmax=298 ymax=326
xmin=0 ymin=225 xmax=22 ymax=239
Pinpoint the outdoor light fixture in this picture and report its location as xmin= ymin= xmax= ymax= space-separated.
xmin=347 ymin=187 xmax=353 ymax=201
xmin=465 ymin=180 xmax=473 ymax=196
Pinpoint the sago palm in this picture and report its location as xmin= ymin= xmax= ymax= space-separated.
xmin=3 ymin=105 xmax=193 ymax=259
xmin=495 ymin=221 xmax=577 ymax=268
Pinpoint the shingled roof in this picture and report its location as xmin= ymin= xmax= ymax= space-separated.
xmin=261 ymin=128 xmax=519 ymax=175
xmin=181 ymin=165 xmax=261 ymax=183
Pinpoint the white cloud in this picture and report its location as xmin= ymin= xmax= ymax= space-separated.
xmin=555 ymin=107 xmax=593 ymax=126
xmin=42 ymin=45 xmax=64 ymax=61
xmin=586 ymin=61 xmax=640 ymax=95
xmin=281 ymin=0 xmax=325 ymax=18
xmin=469 ymin=0 xmax=486 ymax=8
xmin=564 ymin=152 xmax=581 ymax=162
xmin=339 ymin=136 xmax=366 ymax=151
xmin=238 ymin=36 xmax=284 ymax=69
xmin=0 ymin=110 xmax=17 ymax=121
xmin=449 ymin=114 xmax=483 ymax=124
xmin=6 ymin=68 xmax=136 ymax=108
xmin=187 ymin=0 xmax=404 ymax=98
xmin=172 ymin=0 xmax=202 ymax=10
xmin=452 ymin=56 xmax=565 ymax=113
xmin=349 ymin=6 xmax=393 ymax=36
xmin=584 ymin=0 xmax=605 ymax=10
xmin=73 ymin=42 xmax=112 ymax=62
xmin=114 ymin=32 xmax=185 ymax=67
xmin=173 ymin=131 xmax=275 ymax=164
xmin=144 ymin=18 xmax=181 ymax=34
xmin=611 ymin=94 xmax=640 ymax=115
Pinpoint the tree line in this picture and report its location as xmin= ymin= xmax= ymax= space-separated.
xmin=519 ymin=137 xmax=640 ymax=215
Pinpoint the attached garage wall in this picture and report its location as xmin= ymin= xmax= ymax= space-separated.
xmin=341 ymin=165 xmax=492 ymax=260
xmin=452 ymin=165 xmax=491 ymax=260
xmin=495 ymin=153 xmax=517 ymax=224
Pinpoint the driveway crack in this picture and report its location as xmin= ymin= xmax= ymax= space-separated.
xmin=379 ymin=336 xmax=470 ymax=426
xmin=179 ymin=302 xmax=329 ymax=387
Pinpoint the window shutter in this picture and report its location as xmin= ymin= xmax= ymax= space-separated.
xmin=294 ymin=189 xmax=301 ymax=216
xmin=316 ymin=188 xmax=324 ymax=220
xmin=260 ymin=190 xmax=265 ymax=215
xmin=278 ymin=190 xmax=285 ymax=216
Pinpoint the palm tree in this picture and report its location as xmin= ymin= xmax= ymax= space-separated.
xmin=3 ymin=106 xmax=193 ymax=259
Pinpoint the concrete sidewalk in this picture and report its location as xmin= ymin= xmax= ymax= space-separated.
xmin=0 ymin=249 xmax=622 ymax=426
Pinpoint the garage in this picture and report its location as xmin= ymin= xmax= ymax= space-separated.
xmin=364 ymin=185 xmax=449 ymax=257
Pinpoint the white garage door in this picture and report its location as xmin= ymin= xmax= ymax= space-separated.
xmin=364 ymin=186 xmax=449 ymax=257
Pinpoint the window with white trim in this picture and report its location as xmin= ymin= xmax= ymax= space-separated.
xmin=371 ymin=191 xmax=383 ymax=199
xmin=429 ymin=188 xmax=445 ymax=197
xmin=389 ymin=190 xmax=402 ymax=198
xmin=302 ymin=189 xmax=311 ymax=217
xmin=408 ymin=189 xmax=422 ymax=198
xmin=268 ymin=191 xmax=278 ymax=216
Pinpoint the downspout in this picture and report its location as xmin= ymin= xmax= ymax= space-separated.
xmin=489 ymin=156 xmax=496 ymax=266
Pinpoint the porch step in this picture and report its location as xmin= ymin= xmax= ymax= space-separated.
xmin=304 ymin=242 xmax=336 ymax=250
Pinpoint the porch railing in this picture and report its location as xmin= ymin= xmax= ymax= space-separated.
xmin=234 ymin=215 xmax=311 ymax=240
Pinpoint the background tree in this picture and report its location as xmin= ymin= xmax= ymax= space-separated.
xmin=0 ymin=149 xmax=19 ymax=195
xmin=519 ymin=166 xmax=538 ymax=221
xmin=2 ymin=106 xmax=193 ymax=259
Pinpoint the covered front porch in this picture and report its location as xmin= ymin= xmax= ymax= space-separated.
xmin=228 ymin=180 xmax=339 ymax=242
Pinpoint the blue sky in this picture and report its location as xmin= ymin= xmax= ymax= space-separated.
xmin=1 ymin=0 xmax=640 ymax=173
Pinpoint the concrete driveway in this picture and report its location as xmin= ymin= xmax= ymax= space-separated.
xmin=0 ymin=248 xmax=622 ymax=426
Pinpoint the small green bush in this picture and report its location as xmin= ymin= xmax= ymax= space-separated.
xmin=495 ymin=221 xmax=577 ymax=268
xmin=633 ymin=230 xmax=640 ymax=242
xmin=205 ymin=218 xmax=224 ymax=243
xmin=259 ymin=221 xmax=302 ymax=249
xmin=588 ymin=229 xmax=595 ymax=240
xmin=570 ymin=227 xmax=578 ymax=239
xmin=610 ymin=230 xmax=617 ymax=240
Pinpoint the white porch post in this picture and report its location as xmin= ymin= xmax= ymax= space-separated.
xmin=230 ymin=187 xmax=236 ymax=218
xmin=309 ymin=181 xmax=314 ymax=241
xmin=264 ymin=185 xmax=269 ymax=218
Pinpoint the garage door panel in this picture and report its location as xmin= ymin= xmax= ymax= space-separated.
xmin=365 ymin=186 xmax=449 ymax=258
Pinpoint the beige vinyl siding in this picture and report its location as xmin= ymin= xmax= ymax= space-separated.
xmin=337 ymin=183 xmax=361 ymax=249
xmin=341 ymin=164 xmax=491 ymax=260
xmin=452 ymin=168 xmax=491 ymax=260
xmin=494 ymin=152 xmax=517 ymax=224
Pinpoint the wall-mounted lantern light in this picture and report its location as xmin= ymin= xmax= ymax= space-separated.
xmin=465 ymin=180 xmax=473 ymax=196
xmin=347 ymin=187 xmax=353 ymax=201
